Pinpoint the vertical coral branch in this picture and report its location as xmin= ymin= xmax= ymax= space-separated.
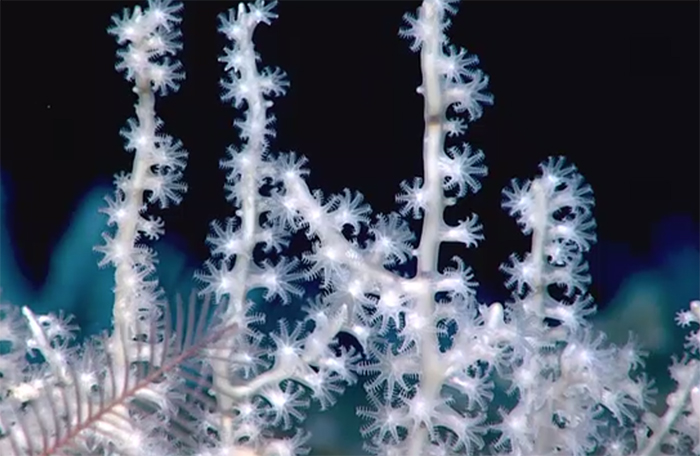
xmin=100 ymin=0 xmax=186 ymax=390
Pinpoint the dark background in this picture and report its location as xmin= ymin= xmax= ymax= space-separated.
xmin=1 ymin=0 xmax=698 ymax=318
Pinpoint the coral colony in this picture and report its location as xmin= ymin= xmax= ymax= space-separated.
xmin=0 ymin=1 xmax=698 ymax=455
